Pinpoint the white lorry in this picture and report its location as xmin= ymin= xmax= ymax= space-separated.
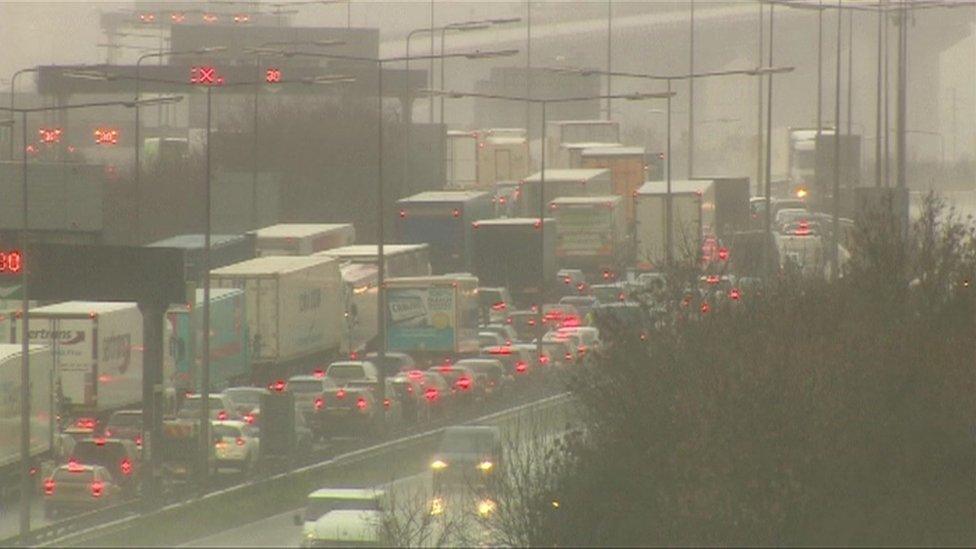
xmin=252 ymin=223 xmax=355 ymax=257
xmin=550 ymin=196 xmax=628 ymax=278
xmin=519 ymin=169 xmax=613 ymax=217
xmin=633 ymin=180 xmax=709 ymax=270
xmin=210 ymin=255 xmax=344 ymax=382
xmin=383 ymin=275 xmax=480 ymax=360
xmin=545 ymin=120 xmax=621 ymax=168
xmin=0 ymin=343 xmax=55 ymax=500
xmin=11 ymin=301 xmax=146 ymax=417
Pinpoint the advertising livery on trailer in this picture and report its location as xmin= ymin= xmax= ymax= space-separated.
xmin=384 ymin=275 xmax=480 ymax=360
xmin=550 ymin=196 xmax=628 ymax=279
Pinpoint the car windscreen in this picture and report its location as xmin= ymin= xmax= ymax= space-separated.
xmin=289 ymin=380 xmax=325 ymax=394
xmin=439 ymin=430 xmax=495 ymax=455
xmin=305 ymin=497 xmax=381 ymax=522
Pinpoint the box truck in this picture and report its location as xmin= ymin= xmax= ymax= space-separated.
xmin=471 ymin=218 xmax=557 ymax=307
xmin=252 ymin=224 xmax=355 ymax=257
xmin=693 ymin=176 xmax=751 ymax=242
xmin=445 ymin=131 xmax=480 ymax=189
xmin=165 ymin=288 xmax=250 ymax=393
xmin=338 ymin=262 xmax=378 ymax=355
xmin=545 ymin=120 xmax=621 ymax=168
xmin=519 ymin=169 xmax=612 ymax=217
xmin=383 ymin=275 xmax=480 ymax=359
xmin=11 ymin=302 xmax=146 ymax=418
xmin=634 ymin=180 xmax=708 ymax=270
xmin=0 ymin=344 xmax=55 ymax=500
xmin=147 ymin=233 xmax=256 ymax=283
xmin=550 ymin=196 xmax=628 ymax=278
xmin=580 ymin=146 xmax=647 ymax=226
xmin=316 ymin=244 xmax=432 ymax=278
xmin=479 ymin=134 xmax=531 ymax=186
xmin=210 ymin=255 xmax=343 ymax=382
xmin=395 ymin=191 xmax=494 ymax=274
xmin=561 ymin=141 xmax=623 ymax=169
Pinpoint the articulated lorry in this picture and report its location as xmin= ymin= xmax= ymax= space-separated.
xmin=395 ymin=191 xmax=494 ymax=274
xmin=471 ymin=218 xmax=557 ymax=307
xmin=550 ymin=196 xmax=628 ymax=279
xmin=252 ymin=224 xmax=356 ymax=257
xmin=383 ymin=275 xmax=480 ymax=361
xmin=519 ymin=169 xmax=612 ymax=217
xmin=11 ymin=301 xmax=147 ymax=420
xmin=210 ymin=255 xmax=344 ymax=383
xmin=147 ymin=233 xmax=256 ymax=283
xmin=580 ymin=146 xmax=647 ymax=226
xmin=633 ymin=180 xmax=708 ymax=270
xmin=0 ymin=344 xmax=55 ymax=500
xmin=165 ymin=288 xmax=250 ymax=394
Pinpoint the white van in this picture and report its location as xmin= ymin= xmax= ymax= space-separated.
xmin=301 ymin=510 xmax=385 ymax=547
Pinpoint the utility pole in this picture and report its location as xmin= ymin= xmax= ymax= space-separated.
xmin=846 ymin=10 xmax=854 ymax=137
xmin=763 ymin=4 xmax=775 ymax=279
xmin=896 ymin=0 xmax=907 ymax=189
xmin=688 ymin=0 xmax=696 ymax=178
xmin=606 ymin=0 xmax=613 ymax=119
xmin=875 ymin=2 xmax=883 ymax=187
xmin=756 ymin=3 xmax=764 ymax=197
xmin=831 ymin=0 xmax=843 ymax=279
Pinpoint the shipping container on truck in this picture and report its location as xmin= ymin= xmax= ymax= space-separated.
xmin=471 ymin=218 xmax=557 ymax=307
xmin=210 ymin=255 xmax=344 ymax=383
xmin=395 ymin=191 xmax=494 ymax=274
xmin=580 ymin=146 xmax=647 ymax=226
xmin=692 ymin=176 xmax=751 ymax=242
xmin=314 ymin=244 xmax=432 ymax=279
xmin=549 ymin=196 xmax=628 ymax=279
xmin=518 ymin=169 xmax=612 ymax=217
xmin=0 ymin=344 xmax=55 ymax=501
xmin=478 ymin=134 xmax=531 ymax=187
xmin=445 ymin=130 xmax=480 ymax=189
xmin=383 ymin=274 xmax=480 ymax=361
xmin=11 ymin=301 xmax=147 ymax=419
xmin=545 ymin=120 xmax=621 ymax=169
xmin=147 ymin=233 xmax=256 ymax=283
xmin=338 ymin=262 xmax=378 ymax=356
xmin=561 ymin=141 xmax=623 ymax=169
xmin=165 ymin=288 xmax=250 ymax=394
xmin=251 ymin=223 xmax=356 ymax=257
xmin=633 ymin=180 xmax=708 ymax=270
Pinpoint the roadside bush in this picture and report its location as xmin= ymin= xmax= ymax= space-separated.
xmin=511 ymin=195 xmax=975 ymax=546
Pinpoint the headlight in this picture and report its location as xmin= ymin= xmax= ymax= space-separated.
xmin=430 ymin=459 xmax=448 ymax=470
xmin=477 ymin=498 xmax=496 ymax=516
xmin=477 ymin=461 xmax=493 ymax=472
xmin=430 ymin=497 xmax=444 ymax=516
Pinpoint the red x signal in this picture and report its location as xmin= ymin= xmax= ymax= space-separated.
xmin=191 ymin=66 xmax=224 ymax=86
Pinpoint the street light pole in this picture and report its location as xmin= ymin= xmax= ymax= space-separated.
xmin=831 ymin=0 xmax=844 ymax=279
xmin=8 ymin=68 xmax=37 ymax=161
xmin=896 ymin=0 xmax=907 ymax=190
xmin=201 ymin=83 xmax=213 ymax=490
xmin=763 ymin=4 xmax=775 ymax=279
xmin=666 ymin=79 xmax=673 ymax=266
xmin=875 ymin=2 xmax=883 ymax=187
xmin=757 ymin=4 xmax=764 ymax=197
xmin=688 ymin=0 xmax=695 ymax=179
xmin=18 ymin=108 xmax=29 ymax=545
xmin=526 ymin=0 xmax=532 ymax=135
xmin=606 ymin=0 xmax=613 ymax=119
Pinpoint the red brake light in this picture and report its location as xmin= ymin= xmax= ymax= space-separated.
xmin=44 ymin=478 xmax=55 ymax=495
xmin=706 ymin=275 xmax=720 ymax=285
xmin=336 ymin=389 xmax=346 ymax=400
xmin=383 ymin=398 xmax=391 ymax=408
xmin=425 ymin=387 xmax=439 ymax=401
xmin=244 ymin=413 xmax=255 ymax=424
xmin=94 ymin=437 xmax=106 ymax=446
xmin=120 ymin=458 xmax=132 ymax=476
xmin=270 ymin=379 xmax=286 ymax=392
xmin=491 ymin=301 xmax=507 ymax=311
xmin=455 ymin=377 xmax=471 ymax=390
xmin=438 ymin=365 xmax=453 ymax=373
xmin=407 ymin=370 xmax=424 ymax=381
xmin=452 ymin=208 xmax=460 ymax=218
xmin=564 ymin=352 xmax=573 ymax=360
xmin=90 ymin=480 xmax=104 ymax=498
xmin=533 ymin=219 xmax=542 ymax=229
xmin=528 ymin=319 xmax=536 ymax=326
xmin=313 ymin=369 xmax=325 ymax=378
xmin=515 ymin=361 xmax=528 ymax=373
xmin=76 ymin=418 xmax=97 ymax=430
xmin=216 ymin=410 xmax=228 ymax=421
xmin=103 ymin=429 xmax=112 ymax=437
xmin=314 ymin=397 xmax=324 ymax=410
xmin=729 ymin=288 xmax=741 ymax=301
xmin=700 ymin=302 xmax=710 ymax=314
xmin=356 ymin=397 xmax=368 ymax=410
xmin=236 ymin=437 xmax=246 ymax=447
xmin=603 ymin=270 xmax=611 ymax=280
xmin=134 ymin=435 xmax=142 ymax=448
xmin=399 ymin=209 xmax=406 ymax=218
xmin=718 ymin=247 xmax=730 ymax=261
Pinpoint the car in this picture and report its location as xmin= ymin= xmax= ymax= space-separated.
xmin=102 ymin=410 xmax=144 ymax=449
xmin=478 ymin=286 xmax=513 ymax=325
xmin=558 ymin=295 xmax=599 ymax=319
xmin=319 ymin=386 xmax=382 ymax=438
xmin=223 ymin=387 xmax=271 ymax=422
xmin=481 ymin=323 xmax=519 ymax=345
xmin=783 ymin=219 xmax=822 ymax=236
xmin=363 ymin=351 xmax=415 ymax=377
xmin=302 ymin=509 xmax=386 ymax=548
xmin=212 ymin=420 xmax=261 ymax=474
xmin=507 ymin=310 xmax=542 ymax=342
xmin=430 ymin=426 xmax=503 ymax=491
xmin=590 ymin=283 xmax=629 ymax=305
xmin=410 ymin=370 xmax=454 ymax=419
xmin=177 ymin=393 xmax=243 ymax=422
xmin=428 ymin=365 xmax=485 ymax=405
xmin=480 ymin=345 xmax=533 ymax=378
xmin=43 ymin=463 xmax=124 ymax=519
xmin=294 ymin=488 xmax=386 ymax=540
xmin=66 ymin=437 xmax=141 ymax=496
xmin=478 ymin=331 xmax=506 ymax=348
xmin=454 ymin=358 xmax=510 ymax=399
xmin=775 ymin=207 xmax=812 ymax=232
xmin=555 ymin=268 xmax=588 ymax=297
xmin=387 ymin=373 xmax=426 ymax=423
xmin=326 ymin=360 xmax=380 ymax=386
xmin=557 ymin=326 xmax=602 ymax=357
xmin=542 ymin=304 xmax=581 ymax=330
xmin=770 ymin=198 xmax=807 ymax=220
xmin=287 ymin=375 xmax=340 ymax=439
xmin=540 ymin=337 xmax=577 ymax=368
xmin=591 ymin=302 xmax=653 ymax=337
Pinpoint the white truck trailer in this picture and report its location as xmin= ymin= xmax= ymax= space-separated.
xmin=252 ymin=223 xmax=355 ymax=257
xmin=210 ymin=255 xmax=344 ymax=382
xmin=633 ymin=180 xmax=709 ymax=270
xmin=0 ymin=344 xmax=55 ymax=500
